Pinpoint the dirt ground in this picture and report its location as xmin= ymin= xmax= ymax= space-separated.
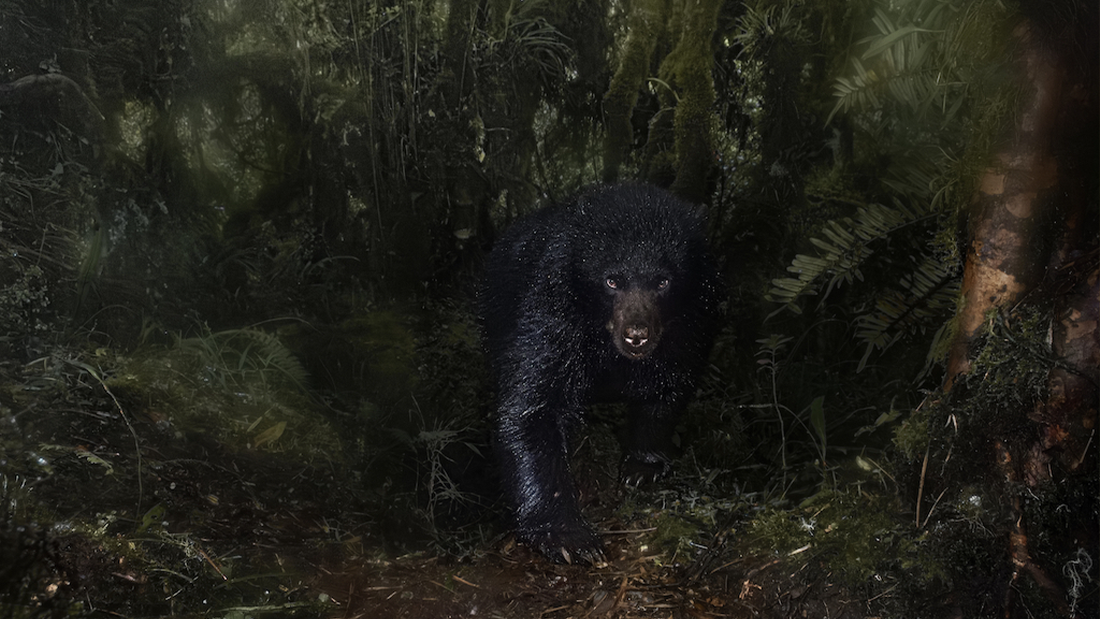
xmin=0 ymin=350 xmax=877 ymax=619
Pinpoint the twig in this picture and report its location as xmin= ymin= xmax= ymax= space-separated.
xmin=920 ymin=488 xmax=947 ymax=529
xmin=451 ymin=574 xmax=480 ymax=588
xmin=100 ymin=380 xmax=143 ymax=515
xmin=915 ymin=445 xmax=929 ymax=528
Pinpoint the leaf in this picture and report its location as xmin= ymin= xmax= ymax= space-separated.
xmin=137 ymin=504 xmax=166 ymax=534
xmin=76 ymin=451 xmax=115 ymax=475
xmin=768 ymin=199 xmax=937 ymax=312
xmin=863 ymin=25 xmax=929 ymax=61
xmin=809 ymin=396 xmax=827 ymax=454
xmin=254 ymin=421 xmax=287 ymax=449
xmin=854 ymin=254 xmax=960 ymax=371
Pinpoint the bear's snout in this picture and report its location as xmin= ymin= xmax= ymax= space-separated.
xmin=623 ymin=324 xmax=650 ymax=348
xmin=609 ymin=289 xmax=662 ymax=359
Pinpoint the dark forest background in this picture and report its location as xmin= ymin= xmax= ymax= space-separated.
xmin=0 ymin=0 xmax=1095 ymax=617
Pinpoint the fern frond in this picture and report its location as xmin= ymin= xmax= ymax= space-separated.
xmin=826 ymin=1 xmax=953 ymax=124
xmin=766 ymin=200 xmax=932 ymax=309
xmin=854 ymin=253 xmax=960 ymax=371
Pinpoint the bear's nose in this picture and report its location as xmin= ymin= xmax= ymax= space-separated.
xmin=623 ymin=325 xmax=649 ymax=347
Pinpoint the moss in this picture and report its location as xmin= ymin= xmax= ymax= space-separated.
xmin=0 ymin=264 xmax=51 ymax=335
xmin=602 ymin=0 xmax=667 ymax=179
xmin=882 ymin=300 xmax=1098 ymax=614
xmin=747 ymin=506 xmax=813 ymax=555
xmin=893 ymin=403 xmax=931 ymax=461
xmin=647 ymin=512 xmax=702 ymax=556
xmin=662 ymin=0 xmax=722 ymax=200
xmin=965 ymin=306 xmax=1050 ymax=403
xmin=109 ymin=328 xmax=342 ymax=462
xmin=750 ymin=490 xmax=947 ymax=586
xmin=805 ymin=492 xmax=902 ymax=583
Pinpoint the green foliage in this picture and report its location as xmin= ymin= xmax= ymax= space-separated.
xmin=884 ymin=303 xmax=1098 ymax=617
xmin=854 ymin=253 xmax=960 ymax=371
xmin=761 ymin=0 xmax=1024 ymax=375
xmin=747 ymin=505 xmax=812 ymax=555
xmin=808 ymin=395 xmax=827 ymax=456
xmin=415 ymin=422 xmax=481 ymax=526
xmin=0 ymin=474 xmax=86 ymax=618
xmin=490 ymin=9 xmax=574 ymax=82
xmin=341 ymin=312 xmax=420 ymax=397
xmin=0 ymin=0 xmax=1090 ymax=614
xmin=111 ymin=327 xmax=339 ymax=461
xmin=828 ymin=0 xmax=1011 ymax=127
xmin=684 ymin=370 xmax=748 ymax=473
xmin=602 ymin=0 xmax=664 ymax=180
xmin=965 ymin=307 xmax=1052 ymax=403
xmin=767 ymin=199 xmax=936 ymax=311
xmin=647 ymin=511 xmax=706 ymax=556
xmin=733 ymin=1 xmax=809 ymax=59
xmin=827 ymin=2 xmax=957 ymax=124
xmin=892 ymin=402 xmax=931 ymax=461
xmin=408 ymin=303 xmax=489 ymax=530
xmin=175 ymin=328 xmax=310 ymax=394
xmin=750 ymin=490 xmax=946 ymax=585
xmin=663 ymin=0 xmax=722 ymax=200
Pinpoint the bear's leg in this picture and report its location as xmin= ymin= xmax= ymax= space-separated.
xmin=496 ymin=405 xmax=604 ymax=564
xmin=621 ymin=402 xmax=682 ymax=487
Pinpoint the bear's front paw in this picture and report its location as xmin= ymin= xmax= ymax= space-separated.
xmin=620 ymin=453 xmax=672 ymax=488
xmin=518 ymin=524 xmax=605 ymax=565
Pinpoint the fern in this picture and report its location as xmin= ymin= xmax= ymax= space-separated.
xmin=769 ymin=0 xmax=973 ymax=376
xmin=854 ymin=254 xmax=959 ymax=371
xmin=827 ymin=1 xmax=957 ymax=124
xmin=177 ymin=328 xmax=309 ymax=393
xmin=766 ymin=199 xmax=930 ymax=312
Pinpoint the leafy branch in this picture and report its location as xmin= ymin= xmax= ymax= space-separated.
xmin=855 ymin=254 xmax=959 ymax=371
xmin=766 ymin=198 xmax=932 ymax=312
xmin=827 ymin=2 xmax=960 ymax=125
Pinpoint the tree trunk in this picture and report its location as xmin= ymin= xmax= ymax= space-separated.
xmin=943 ymin=22 xmax=1062 ymax=392
xmin=601 ymin=0 xmax=667 ymax=183
xmin=940 ymin=17 xmax=1098 ymax=617
xmin=665 ymin=0 xmax=721 ymax=203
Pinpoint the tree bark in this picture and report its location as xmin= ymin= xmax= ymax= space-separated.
xmin=601 ymin=0 xmax=667 ymax=183
xmin=940 ymin=17 xmax=1098 ymax=617
xmin=943 ymin=22 xmax=1062 ymax=392
xmin=665 ymin=0 xmax=721 ymax=203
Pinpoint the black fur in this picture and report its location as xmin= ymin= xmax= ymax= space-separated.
xmin=480 ymin=183 xmax=720 ymax=564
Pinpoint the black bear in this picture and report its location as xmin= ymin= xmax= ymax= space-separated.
xmin=481 ymin=183 xmax=720 ymax=564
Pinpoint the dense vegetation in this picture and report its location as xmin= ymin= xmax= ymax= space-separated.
xmin=0 ymin=0 xmax=1094 ymax=617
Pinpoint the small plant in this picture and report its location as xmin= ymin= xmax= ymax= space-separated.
xmin=175 ymin=327 xmax=310 ymax=394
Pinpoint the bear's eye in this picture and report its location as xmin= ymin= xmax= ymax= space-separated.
xmin=657 ymin=278 xmax=670 ymax=290
xmin=605 ymin=277 xmax=619 ymax=290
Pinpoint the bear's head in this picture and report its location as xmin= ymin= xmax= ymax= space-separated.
xmin=601 ymin=271 xmax=671 ymax=359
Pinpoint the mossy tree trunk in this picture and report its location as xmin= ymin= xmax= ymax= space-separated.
xmin=944 ymin=22 xmax=1062 ymax=392
xmin=663 ymin=0 xmax=721 ymax=204
xmin=944 ymin=18 xmax=1097 ymax=455
xmin=941 ymin=17 xmax=1098 ymax=615
xmin=601 ymin=0 xmax=668 ymax=183
xmin=601 ymin=0 xmax=720 ymax=203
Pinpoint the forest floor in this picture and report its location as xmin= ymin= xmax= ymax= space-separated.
xmin=0 ymin=346 xmax=875 ymax=619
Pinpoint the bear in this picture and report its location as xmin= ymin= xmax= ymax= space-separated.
xmin=480 ymin=183 xmax=720 ymax=564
